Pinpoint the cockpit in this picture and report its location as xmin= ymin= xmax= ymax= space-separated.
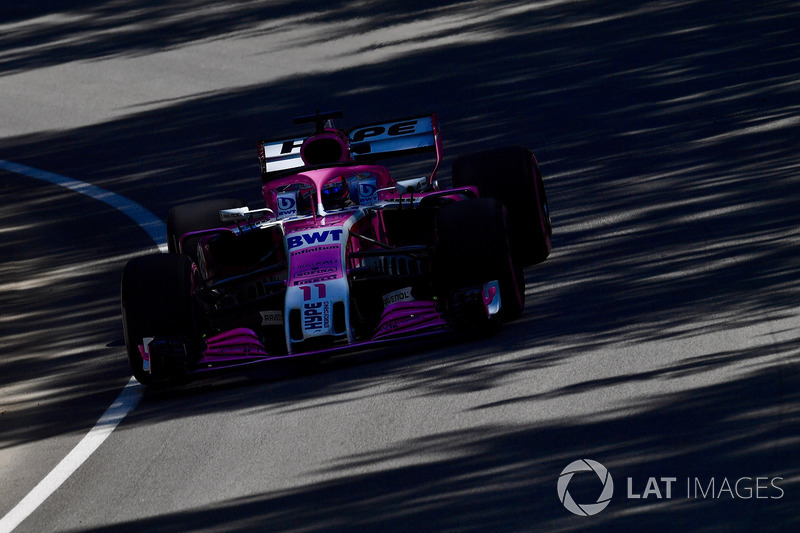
xmin=265 ymin=170 xmax=384 ymax=218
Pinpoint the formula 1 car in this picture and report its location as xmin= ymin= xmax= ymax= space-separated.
xmin=121 ymin=111 xmax=551 ymax=386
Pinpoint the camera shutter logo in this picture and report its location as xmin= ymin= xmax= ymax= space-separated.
xmin=557 ymin=459 xmax=614 ymax=516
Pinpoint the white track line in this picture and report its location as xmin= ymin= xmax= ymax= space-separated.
xmin=0 ymin=159 xmax=164 ymax=533
xmin=0 ymin=159 xmax=167 ymax=251
xmin=0 ymin=381 xmax=142 ymax=533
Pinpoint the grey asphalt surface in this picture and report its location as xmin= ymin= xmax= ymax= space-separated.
xmin=1 ymin=1 xmax=798 ymax=531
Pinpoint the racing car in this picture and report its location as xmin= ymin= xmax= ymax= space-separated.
xmin=121 ymin=111 xmax=552 ymax=386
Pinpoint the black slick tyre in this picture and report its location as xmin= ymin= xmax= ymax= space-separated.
xmin=434 ymin=197 xmax=524 ymax=321
xmin=451 ymin=146 xmax=551 ymax=265
xmin=121 ymin=253 xmax=197 ymax=386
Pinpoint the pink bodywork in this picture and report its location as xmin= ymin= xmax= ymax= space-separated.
xmin=190 ymin=161 xmax=455 ymax=372
xmin=151 ymin=114 xmax=502 ymax=375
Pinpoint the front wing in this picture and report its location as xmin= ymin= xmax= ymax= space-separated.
xmin=141 ymin=281 xmax=501 ymax=378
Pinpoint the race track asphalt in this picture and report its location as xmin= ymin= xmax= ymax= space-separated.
xmin=1 ymin=2 xmax=798 ymax=531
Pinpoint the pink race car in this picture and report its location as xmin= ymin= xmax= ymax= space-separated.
xmin=121 ymin=111 xmax=551 ymax=386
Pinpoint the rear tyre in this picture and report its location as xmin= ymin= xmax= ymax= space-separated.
xmin=434 ymin=197 xmax=524 ymax=322
xmin=167 ymin=198 xmax=245 ymax=262
xmin=452 ymin=146 xmax=551 ymax=265
xmin=121 ymin=254 xmax=197 ymax=386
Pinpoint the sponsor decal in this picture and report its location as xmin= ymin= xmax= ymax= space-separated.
xmin=292 ymin=274 xmax=337 ymax=286
xmin=219 ymin=208 xmax=248 ymax=222
xmin=287 ymin=229 xmax=344 ymax=250
xmin=280 ymin=139 xmax=304 ymax=154
xmin=294 ymin=263 xmax=339 ymax=278
xmin=351 ymin=119 xmax=421 ymax=142
xmin=382 ymin=287 xmax=414 ymax=308
xmin=277 ymin=192 xmax=298 ymax=217
xmin=303 ymin=301 xmax=330 ymax=333
xmin=261 ymin=138 xmax=304 ymax=158
xmin=290 ymin=243 xmax=343 ymax=285
xmin=260 ymin=310 xmax=283 ymax=326
xmin=298 ymin=283 xmax=332 ymax=334
xmin=358 ymin=177 xmax=378 ymax=206
xmin=261 ymin=138 xmax=306 ymax=173
xmin=293 ymin=253 xmax=340 ymax=279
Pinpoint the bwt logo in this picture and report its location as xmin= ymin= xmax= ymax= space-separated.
xmin=557 ymin=459 xmax=614 ymax=516
xmin=358 ymin=181 xmax=378 ymax=205
xmin=277 ymin=192 xmax=298 ymax=217
xmin=287 ymin=229 xmax=344 ymax=250
xmin=277 ymin=196 xmax=296 ymax=211
xmin=358 ymin=182 xmax=377 ymax=197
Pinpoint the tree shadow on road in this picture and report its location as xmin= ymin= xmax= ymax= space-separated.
xmin=81 ymin=354 xmax=800 ymax=532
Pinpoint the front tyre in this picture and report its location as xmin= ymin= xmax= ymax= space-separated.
xmin=121 ymin=253 xmax=197 ymax=386
xmin=452 ymin=146 xmax=551 ymax=265
xmin=434 ymin=197 xmax=525 ymax=322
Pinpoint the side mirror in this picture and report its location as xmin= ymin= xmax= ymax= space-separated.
xmin=219 ymin=207 xmax=275 ymax=222
xmin=395 ymin=176 xmax=430 ymax=194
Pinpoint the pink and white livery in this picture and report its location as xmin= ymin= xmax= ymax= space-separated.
xmin=121 ymin=111 xmax=552 ymax=386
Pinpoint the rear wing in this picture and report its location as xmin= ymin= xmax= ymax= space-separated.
xmin=259 ymin=136 xmax=306 ymax=176
xmin=258 ymin=113 xmax=442 ymax=182
xmin=349 ymin=113 xmax=441 ymax=162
